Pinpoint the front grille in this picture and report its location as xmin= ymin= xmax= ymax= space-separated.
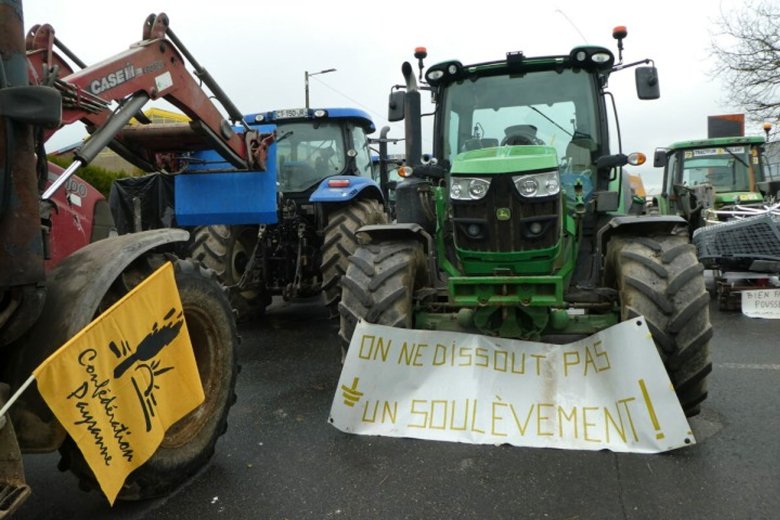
xmin=452 ymin=175 xmax=559 ymax=252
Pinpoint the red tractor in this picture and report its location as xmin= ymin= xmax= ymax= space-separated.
xmin=0 ymin=5 xmax=266 ymax=514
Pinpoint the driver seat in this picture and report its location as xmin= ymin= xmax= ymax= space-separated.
xmin=502 ymin=124 xmax=541 ymax=145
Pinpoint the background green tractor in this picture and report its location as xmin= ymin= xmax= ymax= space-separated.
xmin=654 ymin=136 xmax=780 ymax=309
xmin=338 ymin=30 xmax=712 ymax=417
xmin=653 ymin=135 xmax=778 ymax=232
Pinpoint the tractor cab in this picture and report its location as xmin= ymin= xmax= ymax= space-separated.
xmin=181 ymin=107 xmax=376 ymax=197
xmin=388 ymin=42 xmax=659 ymax=277
xmin=430 ymin=56 xmax=605 ymax=178
xmin=654 ymin=136 xmax=771 ymax=224
xmin=245 ymin=108 xmax=376 ymax=195
xmin=424 ymin=49 xmax=613 ymax=245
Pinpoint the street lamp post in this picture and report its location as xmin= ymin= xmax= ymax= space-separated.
xmin=304 ymin=68 xmax=336 ymax=109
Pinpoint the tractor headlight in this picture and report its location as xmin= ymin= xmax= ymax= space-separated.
xmin=512 ymin=171 xmax=560 ymax=198
xmin=450 ymin=177 xmax=491 ymax=201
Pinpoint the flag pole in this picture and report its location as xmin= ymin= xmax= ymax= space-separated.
xmin=0 ymin=374 xmax=35 ymax=423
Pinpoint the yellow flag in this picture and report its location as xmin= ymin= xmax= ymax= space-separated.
xmin=33 ymin=261 xmax=204 ymax=505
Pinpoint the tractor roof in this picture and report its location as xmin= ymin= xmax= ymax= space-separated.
xmin=424 ymin=46 xmax=615 ymax=88
xmin=666 ymin=135 xmax=765 ymax=151
xmin=243 ymin=107 xmax=375 ymax=133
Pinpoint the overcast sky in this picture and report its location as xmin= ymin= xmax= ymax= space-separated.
xmin=22 ymin=0 xmax=756 ymax=193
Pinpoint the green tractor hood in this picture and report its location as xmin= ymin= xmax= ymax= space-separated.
xmin=448 ymin=145 xmax=566 ymax=276
xmin=451 ymin=145 xmax=558 ymax=174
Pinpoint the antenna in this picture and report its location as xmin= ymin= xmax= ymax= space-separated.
xmin=555 ymin=8 xmax=587 ymax=43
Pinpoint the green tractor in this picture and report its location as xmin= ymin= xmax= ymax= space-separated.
xmin=653 ymin=135 xmax=778 ymax=232
xmin=338 ymin=29 xmax=712 ymax=417
xmin=653 ymin=136 xmax=780 ymax=309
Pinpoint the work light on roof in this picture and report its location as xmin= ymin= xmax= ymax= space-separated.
xmin=425 ymin=61 xmax=463 ymax=86
xmin=569 ymin=46 xmax=615 ymax=70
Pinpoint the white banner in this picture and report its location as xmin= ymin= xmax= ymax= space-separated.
xmin=742 ymin=289 xmax=780 ymax=319
xmin=330 ymin=319 xmax=694 ymax=453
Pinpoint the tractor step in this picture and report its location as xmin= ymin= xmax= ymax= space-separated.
xmin=0 ymin=480 xmax=31 ymax=519
xmin=0 ymin=383 xmax=30 ymax=518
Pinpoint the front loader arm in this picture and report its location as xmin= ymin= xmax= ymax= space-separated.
xmin=26 ymin=13 xmax=267 ymax=175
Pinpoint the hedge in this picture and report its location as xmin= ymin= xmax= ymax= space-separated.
xmin=47 ymin=155 xmax=130 ymax=197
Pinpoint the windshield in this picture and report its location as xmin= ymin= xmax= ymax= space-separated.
xmin=276 ymin=122 xmax=346 ymax=192
xmin=678 ymin=146 xmax=759 ymax=192
xmin=440 ymin=69 xmax=601 ymax=171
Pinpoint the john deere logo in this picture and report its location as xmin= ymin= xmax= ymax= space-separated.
xmin=496 ymin=208 xmax=511 ymax=221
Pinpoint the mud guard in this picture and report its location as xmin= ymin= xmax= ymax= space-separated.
xmin=597 ymin=215 xmax=687 ymax=255
xmin=7 ymin=229 xmax=189 ymax=452
xmin=309 ymin=176 xmax=384 ymax=203
xmin=356 ymin=223 xmax=432 ymax=251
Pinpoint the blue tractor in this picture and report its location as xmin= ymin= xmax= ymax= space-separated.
xmin=180 ymin=108 xmax=388 ymax=317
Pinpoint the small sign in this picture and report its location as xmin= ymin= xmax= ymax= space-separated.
xmin=742 ymin=289 xmax=780 ymax=319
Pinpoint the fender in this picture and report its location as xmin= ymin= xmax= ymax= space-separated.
xmin=597 ymin=215 xmax=688 ymax=255
xmin=357 ymin=223 xmax=432 ymax=250
xmin=309 ymin=176 xmax=384 ymax=204
xmin=7 ymin=228 xmax=189 ymax=452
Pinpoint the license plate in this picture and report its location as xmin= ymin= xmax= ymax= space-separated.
xmin=275 ymin=108 xmax=308 ymax=119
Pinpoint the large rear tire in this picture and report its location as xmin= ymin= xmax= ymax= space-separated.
xmin=606 ymin=234 xmax=712 ymax=417
xmin=190 ymin=225 xmax=269 ymax=319
xmin=338 ymin=239 xmax=425 ymax=351
xmin=58 ymin=257 xmax=239 ymax=500
xmin=321 ymin=199 xmax=388 ymax=316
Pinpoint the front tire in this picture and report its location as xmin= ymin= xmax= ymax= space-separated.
xmin=321 ymin=199 xmax=388 ymax=316
xmin=59 ymin=257 xmax=239 ymax=500
xmin=606 ymin=234 xmax=712 ymax=416
xmin=338 ymin=239 xmax=425 ymax=350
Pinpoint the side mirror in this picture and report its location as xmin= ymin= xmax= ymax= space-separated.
xmin=388 ymin=91 xmax=406 ymax=122
xmin=653 ymin=148 xmax=668 ymax=168
xmin=596 ymin=153 xmax=629 ymax=170
xmin=635 ymin=66 xmax=660 ymax=100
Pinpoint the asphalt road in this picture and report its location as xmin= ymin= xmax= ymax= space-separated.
xmin=17 ymin=297 xmax=780 ymax=520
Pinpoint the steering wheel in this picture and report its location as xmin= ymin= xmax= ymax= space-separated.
xmin=501 ymin=133 xmax=545 ymax=146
